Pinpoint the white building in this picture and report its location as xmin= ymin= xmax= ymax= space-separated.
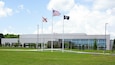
xmin=1 ymin=33 xmax=111 ymax=50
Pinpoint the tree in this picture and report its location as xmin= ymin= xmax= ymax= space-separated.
xmin=47 ymin=41 xmax=51 ymax=48
xmin=64 ymin=42 xmax=69 ymax=49
xmin=0 ymin=33 xmax=4 ymax=38
xmin=82 ymin=45 xmax=85 ymax=50
xmin=0 ymin=33 xmax=4 ymax=46
xmin=93 ymin=39 xmax=97 ymax=50
xmin=38 ymin=43 xmax=41 ymax=48
xmin=112 ymin=39 xmax=115 ymax=52
xmin=4 ymin=34 xmax=19 ymax=38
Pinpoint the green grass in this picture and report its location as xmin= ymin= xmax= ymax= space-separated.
xmin=0 ymin=47 xmax=36 ymax=49
xmin=66 ymin=48 xmax=115 ymax=53
xmin=0 ymin=50 xmax=115 ymax=65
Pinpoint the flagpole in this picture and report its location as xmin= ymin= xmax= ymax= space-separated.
xmin=51 ymin=14 xmax=53 ymax=52
xmin=36 ymin=24 xmax=39 ymax=51
xmin=51 ymin=9 xmax=60 ymax=52
xmin=62 ymin=15 xmax=69 ymax=52
xmin=62 ymin=15 xmax=64 ymax=52
xmin=41 ymin=19 xmax=43 ymax=51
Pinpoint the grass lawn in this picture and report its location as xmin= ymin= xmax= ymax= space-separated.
xmin=0 ymin=47 xmax=36 ymax=49
xmin=65 ymin=48 xmax=115 ymax=53
xmin=0 ymin=50 xmax=115 ymax=65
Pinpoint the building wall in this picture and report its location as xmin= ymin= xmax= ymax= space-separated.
xmin=19 ymin=33 xmax=110 ymax=50
xmin=1 ymin=33 xmax=110 ymax=50
xmin=110 ymin=40 xmax=114 ymax=50
xmin=1 ymin=38 xmax=18 ymax=45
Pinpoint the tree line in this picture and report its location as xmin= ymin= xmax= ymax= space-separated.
xmin=0 ymin=33 xmax=19 ymax=46
xmin=0 ymin=33 xmax=19 ymax=38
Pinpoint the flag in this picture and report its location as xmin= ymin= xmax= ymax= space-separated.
xmin=64 ymin=15 xmax=70 ymax=20
xmin=42 ymin=17 xmax=47 ymax=22
xmin=53 ymin=9 xmax=61 ymax=16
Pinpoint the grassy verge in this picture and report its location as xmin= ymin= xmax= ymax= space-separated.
xmin=0 ymin=51 xmax=115 ymax=65
xmin=1 ymin=47 xmax=115 ymax=53
xmin=0 ymin=47 xmax=36 ymax=49
xmin=65 ymin=48 xmax=115 ymax=53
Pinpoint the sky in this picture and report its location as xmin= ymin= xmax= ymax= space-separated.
xmin=0 ymin=0 xmax=115 ymax=39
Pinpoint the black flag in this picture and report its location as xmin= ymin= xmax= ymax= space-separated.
xmin=64 ymin=15 xmax=70 ymax=20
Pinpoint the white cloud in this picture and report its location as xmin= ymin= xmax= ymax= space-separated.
xmin=106 ymin=8 xmax=115 ymax=15
xmin=34 ymin=22 xmax=54 ymax=34
xmin=18 ymin=4 xmax=24 ymax=10
xmin=0 ymin=0 xmax=4 ymax=7
xmin=0 ymin=1 xmax=13 ymax=17
xmin=46 ymin=0 xmax=115 ymax=39
xmin=47 ymin=0 xmax=75 ymax=11
xmin=3 ymin=29 xmax=14 ymax=34
xmin=16 ymin=4 xmax=24 ymax=13
xmin=93 ymin=0 xmax=115 ymax=10
xmin=26 ymin=9 xmax=31 ymax=14
xmin=2 ymin=26 xmax=15 ymax=34
xmin=84 ymin=0 xmax=93 ymax=2
xmin=16 ymin=4 xmax=31 ymax=14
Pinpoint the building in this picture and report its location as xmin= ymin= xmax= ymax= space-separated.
xmin=1 ymin=33 xmax=111 ymax=50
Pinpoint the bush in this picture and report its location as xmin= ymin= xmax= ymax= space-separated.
xmin=112 ymin=39 xmax=115 ymax=52
xmin=93 ymin=39 xmax=97 ymax=50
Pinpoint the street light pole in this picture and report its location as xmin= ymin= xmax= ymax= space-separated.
xmin=104 ymin=23 xmax=108 ymax=53
xmin=36 ymin=24 xmax=39 ymax=50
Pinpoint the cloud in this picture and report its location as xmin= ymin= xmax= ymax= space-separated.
xmin=16 ymin=4 xmax=31 ymax=14
xmin=26 ymin=9 xmax=31 ymax=14
xmin=93 ymin=0 xmax=115 ymax=10
xmin=16 ymin=4 xmax=24 ymax=13
xmin=106 ymin=8 xmax=115 ymax=15
xmin=18 ymin=4 xmax=24 ymax=10
xmin=47 ymin=0 xmax=75 ymax=11
xmin=33 ymin=27 xmax=51 ymax=34
xmin=0 ymin=1 xmax=13 ymax=17
xmin=46 ymin=0 xmax=115 ymax=39
xmin=2 ymin=26 xmax=15 ymax=34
